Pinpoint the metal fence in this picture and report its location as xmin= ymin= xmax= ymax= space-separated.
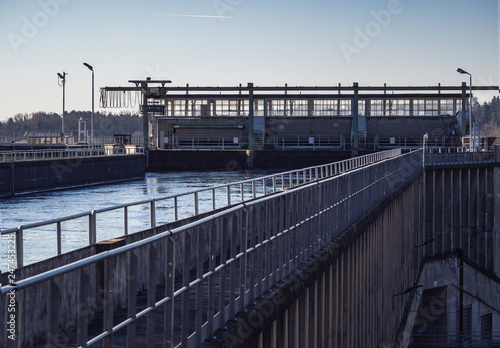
xmin=173 ymin=134 xmax=241 ymax=149
xmin=0 ymin=149 xmax=421 ymax=347
xmin=375 ymin=134 xmax=461 ymax=149
xmin=0 ymin=149 xmax=401 ymax=268
xmin=425 ymin=147 xmax=496 ymax=166
xmin=274 ymin=134 xmax=345 ymax=150
xmin=0 ymin=146 xmax=144 ymax=163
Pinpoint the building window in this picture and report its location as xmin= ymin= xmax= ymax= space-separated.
xmin=289 ymin=100 xmax=309 ymax=116
xmin=414 ymin=99 xmax=439 ymax=116
xmin=390 ymin=99 xmax=410 ymax=116
xmin=339 ymin=100 xmax=351 ymax=116
xmin=369 ymin=100 xmax=384 ymax=116
xmin=457 ymin=305 xmax=472 ymax=338
xmin=313 ymin=99 xmax=337 ymax=116
xmin=213 ymin=99 xmax=248 ymax=116
xmin=481 ymin=313 xmax=492 ymax=340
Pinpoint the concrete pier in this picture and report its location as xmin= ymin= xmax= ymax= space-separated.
xmin=0 ymin=154 xmax=145 ymax=196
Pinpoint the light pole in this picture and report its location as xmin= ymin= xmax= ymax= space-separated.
xmin=457 ymin=68 xmax=473 ymax=149
xmin=57 ymin=71 xmax=67 ymax=144
xmin=83 ymin=62 xmax=94 ymax=148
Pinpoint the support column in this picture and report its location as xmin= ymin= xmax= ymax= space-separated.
xmin=352 ymin=82 xmax=359 ymax=157
xmin=141 ymin=82 xmax=149 ymax=151
xmin=246 ymin=82 xmax=255 ymax=168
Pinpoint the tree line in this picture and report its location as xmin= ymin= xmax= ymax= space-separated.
xmin=473 ymin=96 xmax=500 ymax=138
xmin=0 ymin=111 xmax=143 ymax=138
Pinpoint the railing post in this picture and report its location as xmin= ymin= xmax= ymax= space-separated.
xmin=89 ymin=210 xmax=97 ymax=245
xmin=174 ymin=196 xmax=178 ymax=221
xmin=56 ymin=221 xmax=62 ymax=255
xmin=193 ymin=192 xmax=199 ymax=216
xmin=150 ymin=199 xmax=156 ymax=227
xmin=124 ymin=206 xmax=128 ymax=235
xmin=16 ymin=227 xmax=24 ymax=268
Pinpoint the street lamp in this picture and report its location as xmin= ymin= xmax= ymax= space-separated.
xmin=83 ymin=62 xmax=94 ymax=148
xmin=456 ymin=68 xmax=473 ymax=149
xmin=57 ymin=71 xmax=67 ymax=144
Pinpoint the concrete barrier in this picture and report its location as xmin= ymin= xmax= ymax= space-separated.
xmin=0 ymin=154 xmax=145 ymax=196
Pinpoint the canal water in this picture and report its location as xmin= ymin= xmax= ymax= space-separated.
xmin=0 ymin=169 xmax=277 ymax=271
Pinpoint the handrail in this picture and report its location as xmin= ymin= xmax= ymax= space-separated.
xmin=1 ymin=149 xmax=401 ymax=268
xmin=425 ymin=146 xmax=496 ymax=165
xmin=0 ymin=149 xmax=421 ymax=347
xmin=0 ymin=146 xmax=144 ymax=162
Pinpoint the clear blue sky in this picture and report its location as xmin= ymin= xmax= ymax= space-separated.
xmin=0 ymin=0 xmax=498 ymax=121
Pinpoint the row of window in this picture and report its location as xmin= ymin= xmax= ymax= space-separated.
xmin=162 ymin=99 xmax=464 ymax=117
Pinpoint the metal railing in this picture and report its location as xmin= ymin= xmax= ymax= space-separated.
xmin=375 ymin=134 xmax=461 ymax=149
xmin=0 ymin=146 xmax=144 ymax=163
xmin=274 ymin=134 xmax=345 ymax=150
xmin=0 ymin=149 xmax=421 ymax=347
xmin=425 ymin=147 xmax=496 ymax=166
xmin=174 ymin=134 xmax=241 ymax=149
xmin=1 ymin=149 xmax=401 ymax=268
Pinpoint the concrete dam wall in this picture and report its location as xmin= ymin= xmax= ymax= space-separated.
xmin=0 ymin=154 xmax=146 ymax=196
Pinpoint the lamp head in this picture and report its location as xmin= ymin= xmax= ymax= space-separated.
xmin=57 ymin=73 xmax=64 ymax=79
xmin=83 ymin=62 xmax=93 ymax=71
xmin=457 ymin=68 xmax=469 ymax=75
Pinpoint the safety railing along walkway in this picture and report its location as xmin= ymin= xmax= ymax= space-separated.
xmin=425 ymin=146 xmax=497 ymax=166
xmin=0 ymin=149 xmax=421 ymax=348
xmin=1 ymin=149 xmax=400 ymax=268
xmin=0 ymin=146 xmax=144 ymax=163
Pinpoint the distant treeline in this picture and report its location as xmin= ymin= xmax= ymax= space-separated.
xmin=474 ymin=96 xmax=500 ymax=138
xmin=0 ymin=111 xmax=142 ymax=137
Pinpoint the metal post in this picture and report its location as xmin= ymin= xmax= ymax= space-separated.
xmin=248 ymin=82 xmax=254 ymax=151
xmin=83 ymin=63 xmax=95 ymax=151
xmin=150 ymin=199 xmax=156 ymax=227
xmin=61 ymin=72 xmax=66 ymax=143
xmin=89 ymin=210 xmax=96 ymax=245
xmin=352 ymin=82 xmax=359 ymax=156
xmin=142 ymin=82 xmax=149 ymax=152
xmin=16 ymin=227 xmax=23 ymax=268
xmin=91 ymin=69 xmax=94 ymax=149
xmin=469 ymin=74 xmax=473 ymax=150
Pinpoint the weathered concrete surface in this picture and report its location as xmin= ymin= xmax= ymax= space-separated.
xmin=0 ymin=154 xmax=145 ymax=196
xmin=204 ymin=172 xmax=423 ymax=347
xmin=423 ymin=165 xmax=498 ymax=276
xmin=407 ymin=254 xmax=500 ymax=346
